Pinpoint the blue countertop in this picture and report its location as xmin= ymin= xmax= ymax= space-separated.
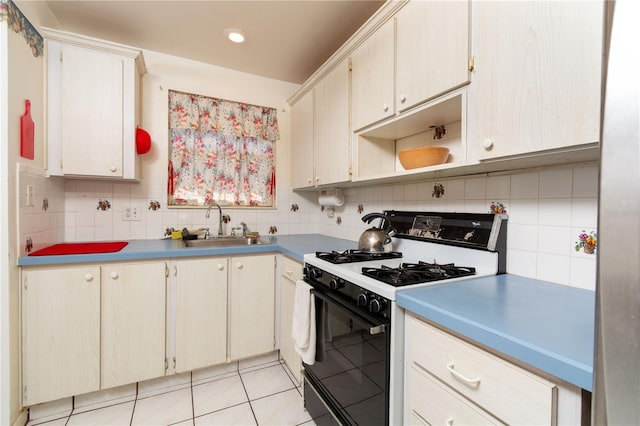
xmin=17 ymin=234 xmax=357 ymax=266
xmin=396 ymin=274 xmax=596 ymax=391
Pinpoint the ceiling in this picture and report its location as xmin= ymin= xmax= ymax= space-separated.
xmin=42 ymin=0 xmax=385 ymax=84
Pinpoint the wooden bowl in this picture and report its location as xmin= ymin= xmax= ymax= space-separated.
xmin=398 ymin=146 xmax=450 ymax=169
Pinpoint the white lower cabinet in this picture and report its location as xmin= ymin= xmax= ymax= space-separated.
xmin=174 ymin=258 xmax=228 ymax=372
xmin=405 ymin=313 xmax=581 ymax=425
xmin=21 ymin=254 xmax=276 ymax=406
xmin=229 ymin=255 xmax=276 ymax=360
xmin=173 ymin=254 xmax=275 ymax=371
xmin=21 ymin=261 xmax=166 ymax=406
xmin=100 ymin=262 xmax=167 ymax=388
xmin=21 ymin=265 xmax=101 ymax=406
xmin=278 ymin=256 xmax=303 ymax=383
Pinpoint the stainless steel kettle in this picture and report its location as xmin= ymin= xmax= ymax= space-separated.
xmin=358 ymin=213 xmax=394 ymax=253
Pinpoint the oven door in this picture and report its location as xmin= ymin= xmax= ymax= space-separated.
xmin=303 ymin=288 xmax=390 ymax=426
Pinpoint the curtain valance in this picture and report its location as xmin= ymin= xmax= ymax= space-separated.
xmin=168 ymin=90 xmax=279 ymax=141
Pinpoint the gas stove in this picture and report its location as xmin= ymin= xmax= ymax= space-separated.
xmin=301 ymin=211 xmax=507 ymax=426
xmin=303 ymin=211 xmax=507 ymax=300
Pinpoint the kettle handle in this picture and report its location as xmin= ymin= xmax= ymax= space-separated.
xmin=361 ymin=213 xmax=391 ymax=232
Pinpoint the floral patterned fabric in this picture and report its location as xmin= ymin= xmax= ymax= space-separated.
xmin=1 ymin=0 xmax=44 ymax=57
xmin=168 ymin=90 xmax=278 ymax=207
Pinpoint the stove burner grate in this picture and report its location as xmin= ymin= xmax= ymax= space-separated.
xmin=362 ymin=261 xmax=476 ymax=286
xmin=316 ymin=249 xmax=402 ymax=264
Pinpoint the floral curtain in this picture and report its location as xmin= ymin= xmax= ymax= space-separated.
xmin=168 ymin=90 xmax=279 ymax=207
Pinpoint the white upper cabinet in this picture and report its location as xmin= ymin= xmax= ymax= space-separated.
xmin=313 ymin=58 xmax=351 ymax=186
xmin=291 ymin=90 xmax=315 ymax=189
xmin=351 ymin=0 xmax=470 ymax=132
xmin=469 ymin=1 xmax=603 ymax=160
xmin=396 ymin=0 xmax=470 ymax=113
xmin=43 ymin=28 xmax=146 ymax=180
xmin=351 ymin=18 xmax=395 ymax=131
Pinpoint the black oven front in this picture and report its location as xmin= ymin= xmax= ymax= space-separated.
xmin=303 ymin=264 xmax=391 ymax=426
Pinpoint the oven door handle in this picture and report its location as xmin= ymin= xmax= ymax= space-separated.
xmin=310 ymin=289 xmax=387 ymax=335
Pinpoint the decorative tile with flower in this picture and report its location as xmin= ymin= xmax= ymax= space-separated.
xmin=167 ymin=90 xmax=279 ymax=208
xmin=575 ymin=230 xmax=597 ymax=254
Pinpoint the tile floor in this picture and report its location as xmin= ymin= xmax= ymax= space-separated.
xmin=26 ymin=353 xmax=316 ymax=426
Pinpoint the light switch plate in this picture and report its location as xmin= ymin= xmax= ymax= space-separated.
xmin=26 ymin=185 xmax=35 ymax=207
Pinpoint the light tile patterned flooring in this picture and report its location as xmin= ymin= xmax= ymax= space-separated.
xmin=27 ymin=353 xmax=316 ymax=426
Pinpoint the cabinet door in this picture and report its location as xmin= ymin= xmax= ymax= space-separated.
xmin=175 ymin=258 xmax=227 ymax=373
xmin=60 ymin=44 xmax=124 ymax=177
xmin=101 ymin=262 xmax=166 ymax=388
xmin=291 ymin=90 xmax=315 ymax=189
xmin=314 ymin=59 xmax=351 ymax=186
xmin=396 ymin=0 xmax=470 ymax=112
xmin=279 ymin=256 xmax=303 ymax=384
xmin=229 ymin=255 xmax=275 ymax=360
xmin=471 ymin=1 xmax=602 ymax=159
xmin=22 ymin=266 xmax=100 ymax=406
xmin=351 ymin=18 xmax=395 ymax=131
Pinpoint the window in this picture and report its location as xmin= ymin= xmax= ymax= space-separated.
xmin=168 ymin=90 xmax=279 ymax=208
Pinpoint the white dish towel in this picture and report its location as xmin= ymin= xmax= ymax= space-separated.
xmin=292 ymin=280 xmax=316 ymax=365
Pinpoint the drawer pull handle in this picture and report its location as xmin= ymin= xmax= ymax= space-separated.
xmin=286 ymin=269 xmax=293 ymax=275
xmin=446 ymin=362 xmax=481 ymax=387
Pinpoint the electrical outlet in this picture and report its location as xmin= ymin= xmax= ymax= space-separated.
xmin=26 ymin=185 xmax=35 ymax=207
xmin=121 ymin=205 xmax=141 ymax=221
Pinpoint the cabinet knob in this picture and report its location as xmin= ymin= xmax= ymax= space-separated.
xmin=315 ymin=176 xmax=320 ymax=182
xmin=236 ymin=262 xmax=243 ymax=269
xmin=110 ymin=166 xmax=118 ymax=173
xmin=217 ymin=264 xmax=224 ymax=271
xmin=446 ymin=417 xmax=454 ymax=426
xmin=482 ymin=138 xmax=494 ymax=150
xmin=286 ymin=269 xmax=293 ymax=275
xmin=110 ymin=271 xmax=119 ymax=279
xmin=399 ymin=94 xmax=406 ymax=103
xmin=84 ymin=273 xmax=93 ymax=282
xmin=382 ymin=103 xmax=389 ymax=112
xmin=307 ymin=178 xmax=312 ymax=184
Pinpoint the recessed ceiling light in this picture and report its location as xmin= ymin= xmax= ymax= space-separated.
xmin=224 ymin=28 xmax=245 ymax=43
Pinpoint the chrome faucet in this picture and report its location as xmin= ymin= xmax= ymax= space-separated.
xmin=205 ymin=201 xmax=223 ymax=237
xmin=240 ymin=222 xmax=249 ymax=237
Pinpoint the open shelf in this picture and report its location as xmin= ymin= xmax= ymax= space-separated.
xmin=352 ymin=89 xmax=467 ymax=182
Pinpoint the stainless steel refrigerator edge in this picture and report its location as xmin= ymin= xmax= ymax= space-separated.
xmin=593 ymin=0 xmax=640 ymax=423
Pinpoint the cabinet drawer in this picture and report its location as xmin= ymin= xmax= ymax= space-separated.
xmin=280 ymin=256 xmax=303 ymax=283
xmin=407 ymin=314 xmax=557 ymax=425
xmin=407 ymin=365 xmax=503 ymax=426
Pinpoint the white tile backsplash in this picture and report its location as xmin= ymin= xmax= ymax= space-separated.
xmin=539 ymin=168 xmax=573 ymax=198
xmin=18 ymin=162 xmax=598 ymax=290
xmin=511 ymin=171 xmax=539 ymax=199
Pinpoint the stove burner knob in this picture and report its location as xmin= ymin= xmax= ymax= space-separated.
xmin=304 ymin=266 xmax=322 ymax=279
xmin=369 ymin=298 xmax=385 ymax=313
xmin=329 ymin=278 xmax=344 ymax=290
xmin=357 ymin=293 xmax=368 ymax=307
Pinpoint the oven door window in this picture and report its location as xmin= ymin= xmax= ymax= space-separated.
xmin=305 ymin=291 xmax=390 ymax=426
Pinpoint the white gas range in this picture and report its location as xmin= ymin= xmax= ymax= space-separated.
xmin=301 ymin=211 xmax=507 ymax=426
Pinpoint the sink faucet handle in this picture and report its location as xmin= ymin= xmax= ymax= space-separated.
xmin=201 ymin=228 xmax=210 ymax=239
xmin=231 ymin=226 xmax=242 ymax=237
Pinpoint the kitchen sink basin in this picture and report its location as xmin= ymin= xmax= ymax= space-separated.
xmin=182 ymin=236 xmax=273 ymax=248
